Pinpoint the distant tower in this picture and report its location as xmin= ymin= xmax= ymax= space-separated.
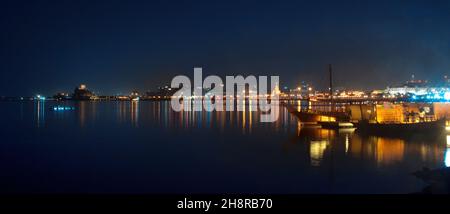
xmin=273 ymin=82 xmax=281 ymax=96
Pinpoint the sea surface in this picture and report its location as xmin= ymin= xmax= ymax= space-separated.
xmin=0 ymin=100 xmax=448 ymax=193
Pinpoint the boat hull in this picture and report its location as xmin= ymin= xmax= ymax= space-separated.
xmin=284 ymin=104 xmax=350 ymax=123
xmin=356 ymin=119 xmax=446 ymax=134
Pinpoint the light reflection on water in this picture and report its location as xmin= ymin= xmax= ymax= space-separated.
xmin=0 ymin=100 xmax=448 ymax=193
xmin=446 ymin=136 xmax=450 ymax=167
xmin=300 ymin=126 xmax=447 ymax=168
xmin=30 ymin=101 xmax=450 ymax=167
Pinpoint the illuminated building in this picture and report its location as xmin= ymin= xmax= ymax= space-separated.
xmin=288 ymin=81 xmax=313 ymax=99
xmin=336 ymin=90 xmax=368 ymax=98
xmin=72 ymin=84 xmax=94 ymax=100
xmin=130 ymin=90 xmax=140 ymax=100
xmin=145 ymin=85 xmax=177 ymax=99
xmin=385 ymin=76 xmax=429 ymax=96
xmin=370 ymin=90 xmax=385 ymax=98
xmin=385 ymin=75 xmax=450 ymax=101
xmin=53 ymin=92 xmax=70 ymax=100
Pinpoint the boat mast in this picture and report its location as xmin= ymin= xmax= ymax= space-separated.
xmin=329 ymin=64 xmax=333 ymax=112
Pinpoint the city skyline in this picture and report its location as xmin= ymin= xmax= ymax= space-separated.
xmin=1 ymin=70 xmax=449 ymax=98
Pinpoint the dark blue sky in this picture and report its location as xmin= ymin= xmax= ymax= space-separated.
xmin=2 ymin=0 xmax=450 ymax=96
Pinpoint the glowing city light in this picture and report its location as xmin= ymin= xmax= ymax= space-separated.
xmin=53 ymin=106 xmax=75 ymax=111
xmin=444 ymin=92 xmax=450 ymax=100
xmin=36 ymin=95 xmax=46 ymax=101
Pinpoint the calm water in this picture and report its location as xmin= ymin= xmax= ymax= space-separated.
xmin=0 ymin=100 xmax=449 ymax=194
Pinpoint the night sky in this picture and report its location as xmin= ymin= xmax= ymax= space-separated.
xmin=2 ymin=0 xmax=450 ymax=96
